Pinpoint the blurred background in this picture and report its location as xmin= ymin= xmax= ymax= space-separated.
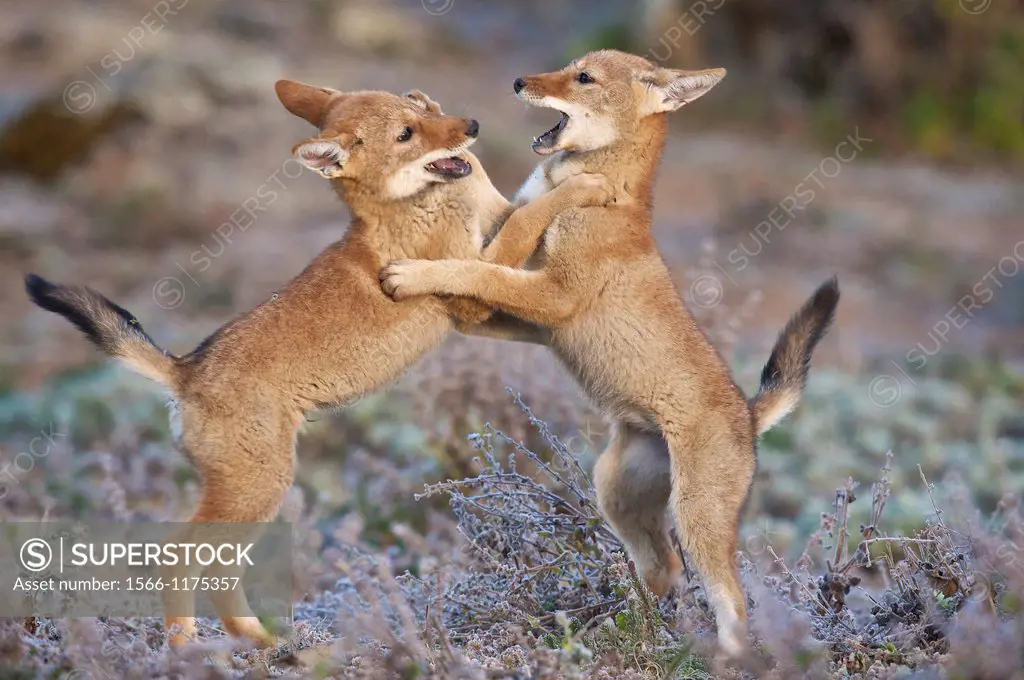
xmin=1 ymin=0 xmax=1023 ymax=676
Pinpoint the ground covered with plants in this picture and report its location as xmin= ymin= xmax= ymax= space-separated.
xmin=2 ymin=281 xmax=1022 ymax=679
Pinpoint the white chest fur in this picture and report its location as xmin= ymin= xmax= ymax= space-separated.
xmin=513 ymin=154 xmax=585 ymax=206
xmin=513 ymin=163 xmax=551 ymax=205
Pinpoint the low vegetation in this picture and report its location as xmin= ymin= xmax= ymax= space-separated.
xmin=1 ymin=272 xmax=1021 ymax=678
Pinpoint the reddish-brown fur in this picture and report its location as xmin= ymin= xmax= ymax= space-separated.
xmin=24 ymin=82 xmax=612 ymax=648
xmin=380 ymin=50 xmax=839 ymax=658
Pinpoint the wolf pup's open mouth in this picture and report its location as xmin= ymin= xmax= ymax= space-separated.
xmin=425 ymin=156 xmax=472 ymax=179
xmin=532 ymin=112 xmax=569 ymax=154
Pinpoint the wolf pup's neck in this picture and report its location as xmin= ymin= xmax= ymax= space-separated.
xmin=576 ymin=114 xmax=669 ymax=206
xmin=328 ymin=178 xmax=386 ymax=224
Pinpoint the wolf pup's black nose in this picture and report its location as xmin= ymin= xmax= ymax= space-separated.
xmin=513 ymin=77 xmax=526 ymax=94
xmin=466 ymin=119 xmax=479 ymax=137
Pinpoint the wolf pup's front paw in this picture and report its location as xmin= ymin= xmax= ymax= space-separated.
xmin=562 ymin=172 xmax=615 ymax=207
xmin=379 ymin=260 xmax=433 ymax=301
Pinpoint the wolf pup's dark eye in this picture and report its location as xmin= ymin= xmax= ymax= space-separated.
xmin=397 ymin=126 xmax=413 ymax=142
xmin=577 ymin=72 xmax=595 ymax=84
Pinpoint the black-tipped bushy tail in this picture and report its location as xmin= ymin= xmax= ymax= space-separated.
xmin=749 ymin=276 xmax=839 ymax=436
xmin=25 ymin=274 xmax=178 ymax=387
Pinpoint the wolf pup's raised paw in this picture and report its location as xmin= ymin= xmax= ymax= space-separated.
xmin=379 ymin=259 xmax=442 ymax=300
xmin=560 ymin=172 xmax=615 ymax=206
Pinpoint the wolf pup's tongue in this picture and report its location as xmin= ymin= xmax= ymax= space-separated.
xmin=425 ymin=157 xmax=472 ymax=178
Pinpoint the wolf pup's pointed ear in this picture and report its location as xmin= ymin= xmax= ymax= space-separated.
xmin=403 ymin=89 xmax=444 ymax=115
xmin=640 ymin=67 xmax=725 ymax=115
xmin=276 ymin=79 xmax=341 ymax=128
xmin=292 ymin=133 xmax=356 ymax=179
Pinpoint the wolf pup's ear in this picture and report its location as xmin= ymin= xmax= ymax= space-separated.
xmin=276 ymin=79 xmax=341 ymax=128
xmin=639 ymin=67 xmax=725 ymax=115
xmin=292 ymin=133 xmax=356 ymax=179
xmin=403 ymin=89 xmax=444 ymax=115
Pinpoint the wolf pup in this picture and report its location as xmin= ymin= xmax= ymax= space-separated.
xmin=25 ymin=82 xmax=611 ymax=648
xmin=380 ymin=51 xmax=839 ymax=657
